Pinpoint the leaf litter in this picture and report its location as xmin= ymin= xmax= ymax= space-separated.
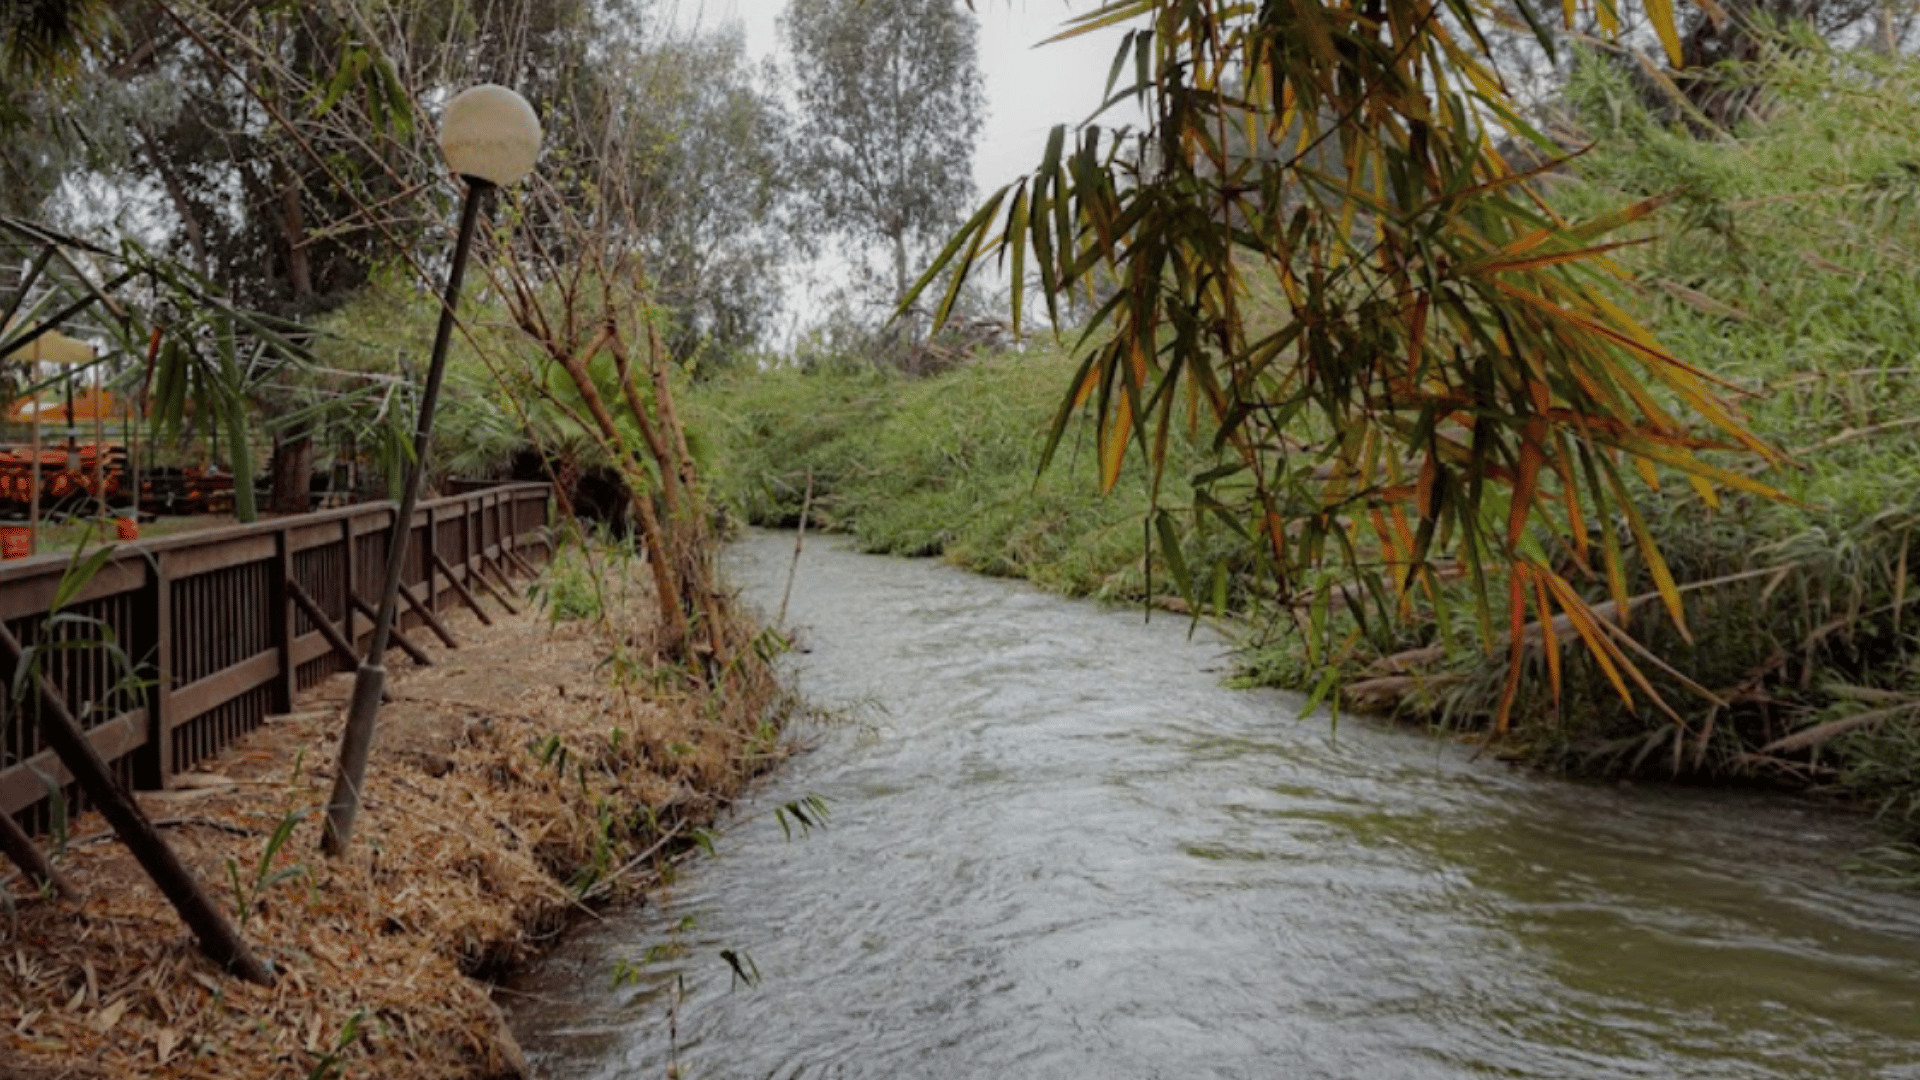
xmin=1 ymin=576 xmax=790 ymax=1080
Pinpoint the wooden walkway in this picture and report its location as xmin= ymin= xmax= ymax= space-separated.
xmin=0 ymin=483 xmax=551 ymax=835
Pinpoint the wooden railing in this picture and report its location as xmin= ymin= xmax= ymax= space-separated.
xmin=0 ymin=483 xmax=552 ymax=835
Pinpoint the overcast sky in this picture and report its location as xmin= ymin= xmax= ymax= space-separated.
xmin=656 ymin=1 xmax=1146 ymax=337
xmin=672 ymin=1 xmax=1141 ymax=197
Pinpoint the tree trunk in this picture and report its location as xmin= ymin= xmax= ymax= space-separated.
xmin=225 ymin=390 xmax=257 ymax=524
xmin=892 ymin=229 xmax=909 ymax=318
xmin=277 ymin=160 xmax=314 ymax=302
xmin=142 ymin=130 xmax=210 ymax=276
xmin=268 ymin=429 xmax=314 ymax=515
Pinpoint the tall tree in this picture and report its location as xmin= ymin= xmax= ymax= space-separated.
xmin=783 ymin=0 xmax=984 ymax=310
xmin=584 ymin=26 xmax=796 ymax=368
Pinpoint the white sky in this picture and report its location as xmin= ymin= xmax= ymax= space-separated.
xmin=671 ymin=1 xmax=1142 ymax=198
xmin=657 ymin=1 xmax=1147 ymax=339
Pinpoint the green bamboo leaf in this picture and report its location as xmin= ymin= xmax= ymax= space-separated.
xmin=935 ymin=187 xmax=1007 ymax=327
xmin=1153 ymin=510 xmax=1192 ymax=603
xmin=905 ymin=185 xmax=1006 ymax=324
xmin=1006 ymin=185 xmax=1030 ymax=334
xmin=51 ymin=546 xmax=116 ymax=613
xmin=316 ymin=46 xmax=363 ymax=116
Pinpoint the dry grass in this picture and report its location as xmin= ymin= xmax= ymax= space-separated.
xmin=0 ymin=561 xmax=787 ymax=1079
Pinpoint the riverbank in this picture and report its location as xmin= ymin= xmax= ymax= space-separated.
xmin=688 ymin=347 xmax=1920 ymax=850
xmin=0 ymin=550 xmax=788 ymax=1080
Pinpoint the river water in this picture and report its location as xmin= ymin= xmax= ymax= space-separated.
xmin=507 ymin=531 xmax=1920 ymax=1079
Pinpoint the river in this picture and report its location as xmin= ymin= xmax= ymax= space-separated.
xmin=506 ymin=531 xmax=1920 ymax=1079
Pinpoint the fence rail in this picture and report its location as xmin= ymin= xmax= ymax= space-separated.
xmin=0 ymin=482 xmax=551 ymax=835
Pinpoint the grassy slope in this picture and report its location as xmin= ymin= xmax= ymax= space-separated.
xmin=691 ymin=347 xmax=1205 ymax=604
xmin=1498 ymin=49 xmax=1920 ymax=815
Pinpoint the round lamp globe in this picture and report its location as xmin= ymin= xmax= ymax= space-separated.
xmin=438 ymin=84 xmax=542 ymax=187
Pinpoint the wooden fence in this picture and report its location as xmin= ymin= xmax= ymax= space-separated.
xmin=0 ymin=482 xmax=552 ymax=835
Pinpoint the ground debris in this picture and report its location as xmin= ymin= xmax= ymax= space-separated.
xmin=2 ymin=589 xmax=786 ymax=1079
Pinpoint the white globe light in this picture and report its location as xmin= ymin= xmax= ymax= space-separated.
xmin=438 ymin=84 xmax=542 ymax=186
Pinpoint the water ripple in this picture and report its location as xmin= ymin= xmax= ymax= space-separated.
xmin=509 ymin=534 xmax=1920 ymax=1080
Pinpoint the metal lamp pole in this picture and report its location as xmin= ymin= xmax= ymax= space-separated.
xmin=322 ymin=85 xmax=541 ymax=855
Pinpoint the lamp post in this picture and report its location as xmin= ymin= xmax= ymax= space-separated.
xmin=323 ymin=85 xmax=542 ymax=855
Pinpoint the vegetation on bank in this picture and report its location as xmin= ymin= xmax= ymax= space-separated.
xmin=694 ymin=349 xmax=1212 ymax=603
xmin=693 ymin=44 xmax=1920 ymax=846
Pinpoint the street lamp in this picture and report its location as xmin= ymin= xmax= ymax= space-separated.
xmin=323 ymin=85 xmax=542 ymax=855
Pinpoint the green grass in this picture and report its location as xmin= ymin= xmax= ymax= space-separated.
xmin=691 ymin=345 xmax=1230 ymax=605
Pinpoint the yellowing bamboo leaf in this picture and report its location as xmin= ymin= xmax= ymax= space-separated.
xmin=1608 ymin=469 xmax=1691 ymax=641
xmin=1533 ymin=570 xmax=1562 ymax=699
xmin=1643 ymin=0 xmax=1687 ymax=70
xmin=1045 ymin=1 xmax=1156 ymax=43
xmin=1100 ymin=390 xmax=1133 ymax=493
xmin=1497 ymin=569 xmax=1528 ymax=732
xmin=1545 ymin=572 xmax=1635 ymax=704
xmin=1508 ymin=432 xmax=1545 ymax=549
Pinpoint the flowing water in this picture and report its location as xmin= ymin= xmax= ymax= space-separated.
xmin=507 ymin=532 xmax=1920 ymax=1079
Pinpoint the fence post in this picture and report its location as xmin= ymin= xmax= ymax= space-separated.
xmin=425 ymin=504 xmax=439 ymax=615
xmin=136 ymin=553 xmax=175 ymax=790
xmin=460 ymin=496 xmax=474 ymax=583
xmin=271 ymin=527 xmax=297 ymax=712
xmin=495 ymin=492 xmax=510 ymax=570
xmin=340 ymin=515 xmax=359 ymax=653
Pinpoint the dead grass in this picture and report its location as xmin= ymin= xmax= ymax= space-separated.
xmin=0 ymin=562 xmax=788 ymax=1079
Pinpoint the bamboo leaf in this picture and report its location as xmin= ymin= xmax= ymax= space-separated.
xmin=1642 ymin=0 xmax=1687 ymax=69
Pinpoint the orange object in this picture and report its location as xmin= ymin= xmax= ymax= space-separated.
xmin=4 ymin=387 xmax=118 ymax=424
xmin=1 ymin=526 xmax=30 ymax=560
xmin=115 ymin=515 xmax=138 ymax=541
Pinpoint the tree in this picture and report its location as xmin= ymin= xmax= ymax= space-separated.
xmin=581 ymin=26 xmax=797 ymax=368
xmin=924 ymin=1 xmax=1784 ymax=726
xmin=783 ymin=0 xmax=985 ymax=311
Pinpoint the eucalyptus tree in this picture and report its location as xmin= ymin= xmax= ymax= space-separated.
xmin=783 ymin=0 xmax=985 ymax=312
xmin=588 ymin=26 xmax=796 ymax=369
xmin=924 ymin=0 xmax=1787 ymax=725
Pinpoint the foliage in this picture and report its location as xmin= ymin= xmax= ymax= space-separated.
xmin=224 ymin=809 xmax=309 ymax=929
xmin=783 ymin=0 xmax=985 ymax=308
xmin=605 ymin=26 xmax=796 ymax=367
xmin=533 ymin=540 xmax=609 ymax=624
xmin=3 ymin=0 xmax=795 ymax=366
xmin=476 ymin=133 xmax=761 ymax=688
xmin=693 ymin=344 xmax=1232 ymax=604
xmin=924 ymin=0 xmax=1785 ymax=730
xmin=1461 ymin=43 xmax=1920 ymax=799
xmin=1212 ymin=42 xmax=1920 ymax=828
